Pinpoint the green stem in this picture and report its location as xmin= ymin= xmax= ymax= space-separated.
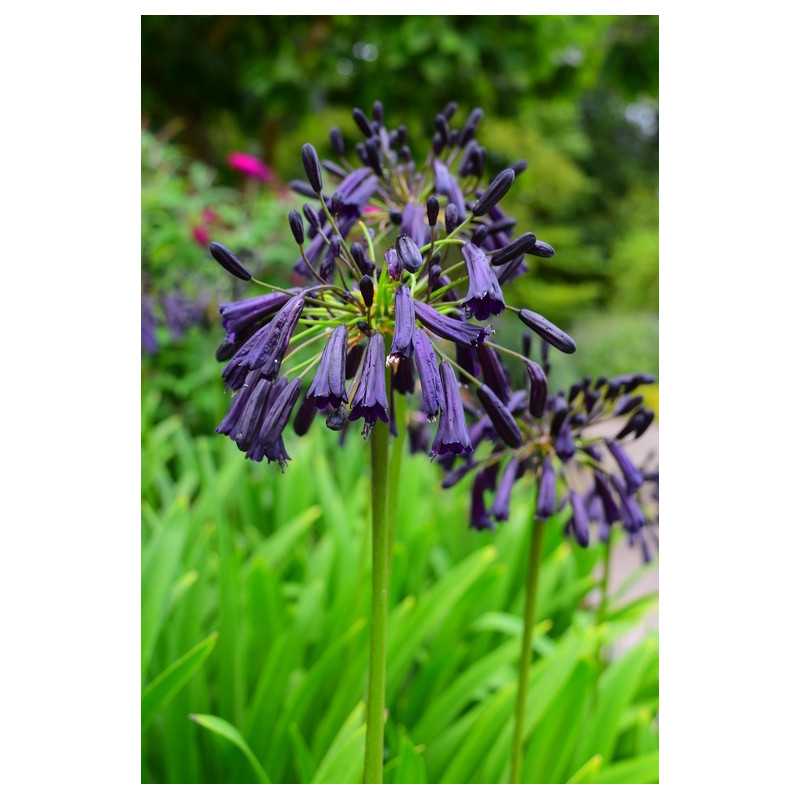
xmin=510 ymin=514 xmax=545 ymax=784
xmin=387 ymin=393 xmax=407 ymax=558
xmin=364 ymin=420 xmax=390 ymax=784
xmin=597 ymin=532 xmax=613 ymax=626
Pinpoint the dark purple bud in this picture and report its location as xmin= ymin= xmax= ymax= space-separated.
xmin=426 ymin=196 xmax=440 ymax=227
xmin=584 ymin=389 xmax=600 ymax=414
xmin=469 ymin=466 xmax=497 ymax=530
xmin=455 ymin=343 xmax=479 ymax=383
xmin=521 ymin=333 xmax=532 ymax=360
xmin=582 ymin=444 xmax=603 ymax=461
xmin=302 ymin=203 xmax=320 ymax=234
xmin=471 ymin=225 xmax=489 ymax=246
xmin=526 ymin=360 xmax=548 ymax=417
xmin=301 ymin=143 xmax=323 ymax=194
xmin=442 ymin=100 xmax=458 ymax=120
xmin=510 ymin=160 xmax=527 ymax=176
xmin=390 ymin=286 xmax=415 ymax=360
xmin=321 ymin=159 xmax=347 ymax=179
xmin=536 ymin=458 xmax=557 ymax=519
xmin=307 ymin=325 xmax=348 ymax=410
xmin=364 ymin=138 xmax=383 ymax=178
xmin=568 ymin=490 xmax=591 ymax=547
xmin=434 ymin=113 xmax=449 ymax=140
xmin=216 ymin=370 xmax=261 ymax=436
xmin=445 ymin=203 xmax=459 ymax=234
xmin=491 ymin=457 xmax=520 ymax=521
xmin=432 ymin=133 xmax=445 ymax=155
xmin=293 ymin=393 xmax=317 ymax=436
xmin=345 ymin=343 xmax=364 ymax=379
xmin=394 ymin=124 xmax=407 ymax=146
xmin=288 ymin=210 xmax=304 ymax=245
xmin=616 ymin=408 xmax=655 ymax=440
xmin=329 ymin=127 xmax=345 ymax=156
xmin=352 ymin=107 xmax=373 ymax=138
xmin=477 ymin=384 xmax=522 ymax=448
xmin=458 ymin=140 xmax=481 ymax=178
xmin=350 ymin=242 xmax=374 ymax=276
xmin=431 ymin=362 xmax=472 ymax=456
xmin=462 ymin=242 xmax=505 ymax=320
xmin=289 ymin=179 xmax=317 ymax=199
xmin=349 ymin=333 xmax=390 ymax=431
xmin=359 ymin=275 xmax=374 ymax=309
xmin=399 ymin=145 xmax=412 ymax=162
xmin=549 ymin=394 xmax=569 ymax=436
xmin=219 ymin=292 xmax=292 ymax=339
xmin=471 ymin=168 xmax=515 ymax=217
xmin=614 ymin=394 xmax=644 ymax=416
xmin=555 ymin=419 xmax=576 ymax=461
xmin=372 ymin=100 xmax=384 ymax=123
xmin=593 ymin=473 xmax=620 ymax=523
xmin=527 ymin=240 xmax=555 ymax=258
xmin=477 ymin=344 xmax=511 ymax=403
xmin=209 ymin=242 xmax=252 ymax=282
xmin=414 ymin=300 xmax=492 ymax=347
xmin=355 ymin=142 xmax=368 ymax=165
xmin=606 ymin=439 xmax=644 ymax=495
xmin=397 ymin=235 xmax=423 ymax=273
xmin=491 ymin=233 xmax=537 ymax=265
xmin=413 ymin=329 xmax=444 ymax=421
xmin=389 ymin=209 xmax=403 ymax=225
xmin=518 ymin=309 xmax=576 ymax=354
xmin=384 ymin=248 xmax=401 ymax=281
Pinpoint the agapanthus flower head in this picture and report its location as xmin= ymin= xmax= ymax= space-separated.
xmin=434 ymin=352 xmax=658 ymax=560
xmin=213 ymin=99 xmax=578 ymax=468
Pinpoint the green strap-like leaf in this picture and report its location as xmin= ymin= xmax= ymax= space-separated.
xmin=142 ymin=632 xmax=217 ymax=730
xmin=190 ymin=713 xmax=270 ymax=783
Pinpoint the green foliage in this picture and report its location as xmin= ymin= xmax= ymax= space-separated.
xmin=141 ymin=375 xmax=659 ymax=783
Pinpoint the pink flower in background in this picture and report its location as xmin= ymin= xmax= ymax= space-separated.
xmin=227 ymin=152 xmax=274 ymax=183
xmin=201 ymin=207 xmax=219 ymax=224
xmin=192 ymin=225 xmax=210 ymax=247
xmin=363 ymin=205 xmax=381 ymax=214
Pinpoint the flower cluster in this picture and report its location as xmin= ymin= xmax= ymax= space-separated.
xmin=418 ymin=345 xmax=658 ymax=560
xmin=212 ymin=99 xmax=579 ymax=469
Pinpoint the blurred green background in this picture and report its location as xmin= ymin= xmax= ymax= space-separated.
xmin=141 ymin=15 xmax=658 ymax=784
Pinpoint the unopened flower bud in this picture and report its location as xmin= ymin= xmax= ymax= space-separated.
xmin=301 ymin=143 xmax=323 ymax=193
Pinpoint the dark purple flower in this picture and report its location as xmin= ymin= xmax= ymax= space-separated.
xmin=518 ymin=309 xmax=576 ymax=354
xmin=445 ymin=202 xmax=460 ymax=234
xmin=431 ymin=362 xmax=472 ymax=456
xmin=606 ymin=439 xmax=644 ymax=495
xmin=401 ymin=203 xmax=430 ymax=246
xmin=390 ymin=286 xmax=415 ymax=360
xmin=288 ymin=210 xmax=304 ymax=245
xmin=426 ymin=196 xmax=439 ymax=227
xmin=334 ymin=166 xmax=379 ymax=208
xmin=528 ymin=240 xmax=555 ymax=258
xmin=611 ymin=475 xmax=646 ymax=533
xmin=293 ymin=394 xmax=317 ymax=436
xmin=526 ymin=360 xmax=548 ymax=417
xmin=555 ymin=419 xmax=576 ymax=461
xmin=349 ymin=333 xmax=390 ymax=431
xmin=392 ymin=356 xmax=415 ymax=394
xmin=228 ymin=376 xmax=274 ymax=452
xmin=345 ymin=343 xmax=364 ymax=378
xmin=433 ymin=160 xmax=466 ymax=218
xmin=308 ymin=325 xmax=348 ymax=410
xmin=249 ymin=378 xmax=301 ymax=466
xmin=209 ymin=241 xmax=252 ymax=282
xmin=477 ymin=344 xmax=511 ymax=403
xmin=470 ymin=466 xmax=497 ymax=530
xmin=462 ymin=243 xmax=505 ymax=320
xmin=536 ymin=457 xmax=557 ymax=519
xmin=329 ymin=127 xmax=345 ymax=156
xmin=222 ymin=293 xmax=305 ymax=389
xmin=142 ymin=296 xmax=158 ymax=354
xmin=491 ymin=457 xmax=520 ymax=521
xmin=477 ymin=384 xmax=522 ymax=448
xmin=593 ymin=473 xmax=621 ymax=523
xmin=352 ymin=107 xmax=373 ymax=137
xmin=568 ymin=490 xmax=591 ymax=547
xmin=359 ymin=275 xmax=374 ymax=308
xmin=412 ymin=329 xmax=444 ymax=420
xmin=384 ymin=248 xmax=401 ymax=280
xmin=414 ymin=300 xmax=492 ymax=347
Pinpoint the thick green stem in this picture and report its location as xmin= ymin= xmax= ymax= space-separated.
xmin=510 ymin=514 xmax=546 ymax=783
xmin=597 ymin=532 xmax=613 ymax=626
xmin=364 ymin=420 xmax=390 ymax=783
xmin=387 ymin=393 xmax=407 ymax=559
